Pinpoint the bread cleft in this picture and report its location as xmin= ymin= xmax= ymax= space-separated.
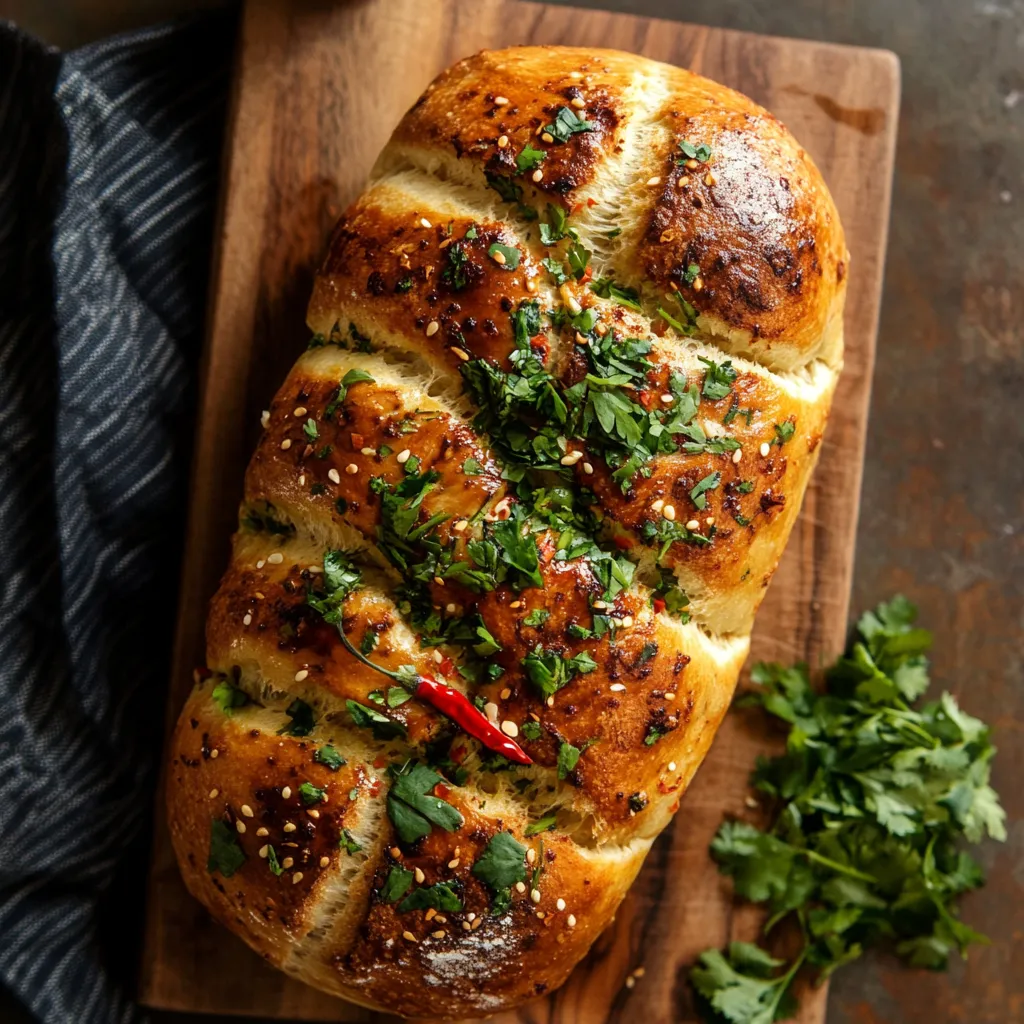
xmin=167 ymin=45 xmax=846 ymax=1018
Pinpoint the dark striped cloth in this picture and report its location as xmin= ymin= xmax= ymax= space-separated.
xmin=0 ymin=11 xmax=236 ymax=1022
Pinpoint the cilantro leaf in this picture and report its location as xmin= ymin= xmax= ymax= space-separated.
xmin=557 ymin=741 xmax=581 ymax=779
xmin=346 ymin=699 xmax=406 ymax=740
xmin=690 ymin=471 xmax=721 ymax=510
xmin=387 ymin=763 xmax=464 ymax=844
xmin=525 ymin=815 xmax=557 ymax=836
xmin=314 ymin=745 xmax=346 ymax=771
xmin=472 ymin=831 xmax=527 ymax=891
xmin=516 ymin=144 xmax=546 ymax=173
xmin=523 ymin=645 xmax=598 ymax=699
xmin=299 ymin=781 xmax=326 ymax=806
xmin=207 ymin=819 xmax=246 ymax=878
xmin=381 ymin=865 xmax=413 ymax=903
xmin=211 ymin=679 xmax=249 ymax=714
xmin=278 ymin=698 xmax=316 ymax=736
xmin=488 ymin=241 xmax=521 ymax=269
xmin=543 ymin=106 xmax=595 ymax=142
xmin=398 ymin=880 xmax=463 ymax=913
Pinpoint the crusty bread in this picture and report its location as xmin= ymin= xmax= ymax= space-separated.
xmin=167 ymin=46 xmax=846 ymax=1019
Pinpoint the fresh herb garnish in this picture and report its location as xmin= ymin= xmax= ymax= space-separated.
xmin=207 ymin=819 xmax=245 ymax=878
xmin=346 ymin=699 xmax=406 ymax=740
xmin=488 ymin=241 xmax=521 ymax=269
xmin=523 ymin=646 xmax=598 ymax=699
xmin=690 ymin=597 xmax=1006 ymax=1023
xmin=472 ymin=831 xmax=527 ymax=898
xmin=299 ymin=781 xmax=326 ymax=806
xmin=314 ymin=745 xmax=346 ymax=771
xmin=278 ymin=698 xmax=316 ymax=737
xmin=381 ymin=865 xmax=414 ymax=903
xmin=543 ymin=106 xmax=595 ymax=142
xmin=211 ymin=679 xmax=249 ymax=714
xmin=387 ymin=763 xmax=464 ymax=844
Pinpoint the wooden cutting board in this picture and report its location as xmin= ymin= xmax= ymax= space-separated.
xmin=139 ymin=1 xmax=899 ymax=1020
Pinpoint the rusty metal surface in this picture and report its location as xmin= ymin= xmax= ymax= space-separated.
xmin=1 ymin=1 xmax=1020 ymax=1023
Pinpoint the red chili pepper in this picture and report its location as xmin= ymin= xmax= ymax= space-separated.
xmin=415 ymin=675 xmax=532 ymax=765
xmin=652 ymin=597 xmax=667 ymax=614
xmin=336 ymin=619 xmax=532 ymax=765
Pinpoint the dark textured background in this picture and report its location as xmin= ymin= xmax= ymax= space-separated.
xmin=0 ymin=1 xmax=1020 ymax=1023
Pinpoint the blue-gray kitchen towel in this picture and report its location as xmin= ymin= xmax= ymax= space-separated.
xmin=0 ymin=10 xmax=236 ymax=1022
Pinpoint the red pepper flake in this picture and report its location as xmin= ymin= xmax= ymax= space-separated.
xmin=434 ymin=782 xmax=451 ymax=800
xmin=580 ymin=265 xmax=593 ymax=284
xmin=438 ymin=655 xmax=455 ymax=677
xmin=530 ymin=335 xmax=550 ymax=363
xmin=638 ymin=390 xmax=657 ymax=411
xmin=369 ymin=780 xmax=383 ymax=797
xmin=350 ymin=432 xmax=365 ymax=450
xmin=652 ymin=597 xmax=666 ymax=614
xmin=612 ymin=535 xmax=633 ymax=551
xmin=537 ymin=535 xmax=557 ymax=564
xmin=373 ymin=754 xmax=388 ymax=769
xmin=587 ymin=197 xmax=597 ymax=207
xmin=571 ymin=201 xmax=584 ymax=215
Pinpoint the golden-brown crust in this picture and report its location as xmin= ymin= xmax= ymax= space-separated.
xmin=168 ymin=44 xmax=845 ymax=1019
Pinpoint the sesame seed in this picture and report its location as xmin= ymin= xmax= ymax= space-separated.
xmin=570 ymin=71 xmax=583 ymax=79
xmin=282 ymin=856 xmax=294 ymax=868
xmin=319 ymin=855 xmax=330 ymax=868
xmin=646 ymin=176 xmax=661 ymax=186
xmin=626 ymin=978 xmax=635 ymax=989
xmin=433 ymin=575 xmax=445 ymax=587
xmin=452 ymin=347 xmax=470 ymax=362
xmin=760 ymin=441 xmax=771 ymax=457
xmin=307 ymin=808 xmax=320 ymax=819
xmin=732 ymin=447 xmax=743 ymax=464
xmin=546 ymin=696 xmax=554 ymax=707
xmin=425 ymin=320 xmax=440 ymax=336
xmin=390 ymin=847 xmax=402 ymax=859
xmin=462 ymin=921 xmax=472 ymax=931
xmin=570 ymin=96 xmax=586 ymax=109
xmin=401 ymin=929 xmax=418 ymax=943
xmin=308 ymin=565 xmax=322 ymax=574
xmin=258 ymin=845 xmax=269 ymax=859
xmin=706 ymin=516 xmax=715 ymax=526
xmin=500 ymin=687 xmax=512 ymax=700
xmin=663 ymin=504 xmax=677 ymax=521
xmin=298 ymin=474 xmax=305 ymax=486
xmin=445 ymin=603 xmax=456 ymax=614
xmin=541 ymin=132 xmax=554 ymax=143
xmin=467 ymin=912 xmax=476 ymax=923
xmin=685 ymin=158 xmax=699 ymax=170
xmin=360 ymin=446 xmax=375 ymax=456
xmin=526 ymin=848 xmax=537 ymax=865
xmin=283 ymin=822 xmax=296 ymax=832
xmin=280 ymin=439 xmax=292 ymax=450
xmin=515 ymin=881 xmax=527 ymax=893
xmin=501 ymin=720 xmax=519 ymax=738
xmin=583 ymin=462 xmax=594 ymax=474
xmin=243 ymin=613 xmax=252 ymax=626
xmin=491 ymin=249 xmax=506 ymax=265
xmin=610 ymin=683 xmax=626 ymax=692
xmin=679 ymin=175 xmax=690 ymax=187
xmin=294 ymin=669 xmax=309 ymax=682
xmin=530 ymin=888 xmax=542 ymax=903
xmin=704 ymin=172 xmax=717 ymax=187
xmin=621 ymin=616 xmax=634 ymax=628
xmin=435 ymin=915 xmax=447 ymax=924
xmin=568 ymin=914 xmax=577 ymax=927
xmin=668 ymin=761 xmax=677 ymax=771
xmin=430 ymin=650 xmax=442 ymax=665
xmin=693 ymin=276 xmax=704 ymax=292
xmin=448 ymin=858 xmax=460 ymax=869
xmin=241 ymin=804 xmax=254 ymax=817
xmin=256 ymin=559 xmax=265 ymax=569
xmin=453 ymin=519 xmax=469 ymax=532
xmin=472 ymin=917 xmax=483 ymax=930
xmin=559 ymin=451 xmax=583 ymax=466
xmin=419 ymin=217 xmax=432 ymax=229
xmin=261 ymin=410 xmax=270 ymax=429
xmin=209 ymin=788 xmax=219 ymax=799
xmin=536 ymin=911 xmax=545 ymax=920
xmin=651 ymin=499 xmax=664 ymax=512
xmin=592 ymin=600 xmax=607 ymax=610
xmin=686 ymin=519 xmax=700 ymax=530
xmin=281 ymin=786 xmax=292 ymax=799
xmin=665 ymin=692 xmax=676 ymax=701
xmin=256 ymin=826 xmax=268 ymax=836
xmin=556 ymin=898 xmax=566 ymax=911
xmin=532 ymin=169 xmax=544 ymax=183
xmin=209 ymin=748 xmax=219 ymax=759
xmin=415 ymin=867 xmax=425 ymax=884
xmin=484 ymin=702 xmax=499 ymax=722
xmin=432 ymin=929 xmax=446 ymax=939
xmin=494 ymin=95 xmax=509 ymax=105
xmin=397 ymin=449 xmax=411 ymax=464
xmin=497 ymin=134 xmax=509 ymax=148
xmin=235 ymin=820 xmax=246 ymax=834
xmin=345 ymin=463 xmax=359 ymax=475
xmin=526 ymin=278 xmax=538 ymax=293
xmin=267 ymin=552 xmax=283 ymax=564
xmin=660 ymin=393 xmax=674 ymax=404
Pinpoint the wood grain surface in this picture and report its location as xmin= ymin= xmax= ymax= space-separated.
xmin=138 ymin=1 xmax=899 ymax=1021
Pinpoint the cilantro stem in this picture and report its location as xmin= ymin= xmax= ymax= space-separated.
xmin=801 ymin=848 xmax=878 ymax=884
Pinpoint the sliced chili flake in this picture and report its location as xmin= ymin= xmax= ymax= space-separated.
xmin=434 ymin=782 xmax=451 ymax=800
xmin=612 ymin=535 xmax=633 ymax=551
xmin=587 ymin=197 xmax=597 ymax=207
xmin=438 ymin=655 xmax=455 ymax=677
xmin=652 ymin=597 xmax=667 ymax=614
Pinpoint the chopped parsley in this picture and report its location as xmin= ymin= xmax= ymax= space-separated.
xmin=398 ymin=880 xmax=463 ymax=913
xmin=278 ymin=698 xmax=316 ymax=737
xmin=472 ymin=831 xmax=527 ymax=894
xmin=313 ymin=745 xmax=346 ymax=771
xmin=211 ymin=679 xmax=249 ymax=715
xmin=488 ymin=241 xmax=521 ymax=269
xmin=346 ymin=699 xmax=406 ymax=740
xmin=266 ymin=845 xmax=284 ymax=876
xmin=525 ymin=815 xmax=557 ymax=836
xmin=523 ymin=646 xmax=598 ymax=699
xmin=700 ymin=357 xmax=738 ymax=401
xmin=589 ymin=276 xmax=642 ymax=310
xmin=773 ymin=421 xmax=796 ymax=446
xmin=339 ymin=829 xmax=361 ymax=855
xmin=515 ymin=143 xmax=546 ymax=174
xmin=523 ymin=608 xmax=550 ymax=627
xmin=690 ymin=471 xmax=721 ymax=510
xmin=299 ymin=781 xmax=326 ymax=806
xmin=678 ymin=139 xmax=713 ymax=164
xmin=381 ymin=865 xmax=413 ymax=903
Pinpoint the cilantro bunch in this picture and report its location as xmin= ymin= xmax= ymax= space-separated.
xmin=691 ymin=597 xmax=1005 ymax=1024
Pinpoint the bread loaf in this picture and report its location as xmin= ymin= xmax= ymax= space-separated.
xmin=167 ymin=45 xmax=846 ymax=1018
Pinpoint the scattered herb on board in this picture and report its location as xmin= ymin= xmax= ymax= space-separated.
xmin=690 ymin=597 xmax=1005 ymax=1024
